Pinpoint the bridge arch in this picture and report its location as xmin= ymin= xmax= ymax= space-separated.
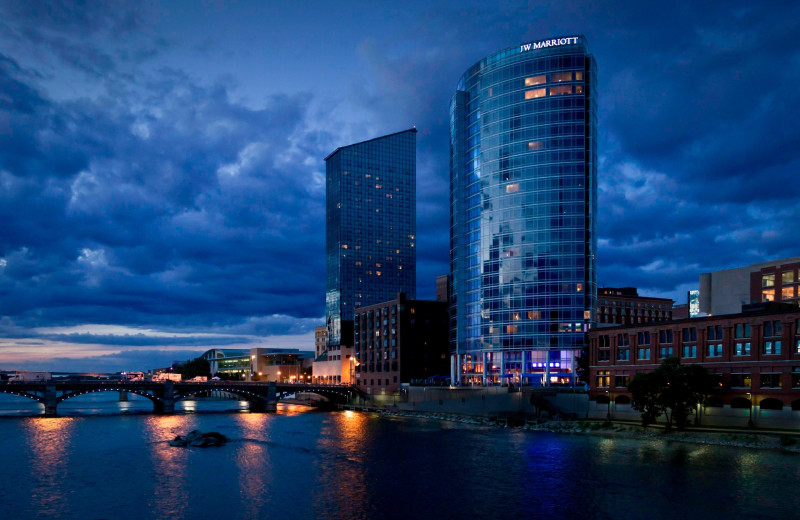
xmin=176 ymin=386 xmax=269 ymax=405
xmin=0 ymin=387 xmax=46 ymax=404
xmin=56 ymin=387 xmax=163 ymax=405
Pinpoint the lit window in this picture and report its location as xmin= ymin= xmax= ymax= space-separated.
xmin=782 ymin=287 xmax=795 ymax=299
xmin=342 ymin=244 xmax=348 ymax=249
xmin=549 ymin=85 xmax=572 ymax=96
xmin=505 ymin=183 xmax=519 ymax=193
xmin=731 ymin=373 xmax=751 ymax=388
xmin=525 ymin=88 xmax=546 ymax=99
xmin=782 ymin=270 xmax=796 ymax=284
xmin=762 ymin=274 xmax=775 ymax=287
xmin=762 ymin=289 xmax=775 ymax=302
xmin=584 ymin=310 xmax=591 ymax=320
xmin=524 ymin=75 xmax=546 ymax=86
xmin=506 ymin=325 xmax=518 ymax=334
xmin=528 ymin=141 xmax=543 ymax=150
xmin=528 ymin=311 xmax=541 ymax=320
xmin=551 ymin=72 xmax=572 ymax=82
xmin=575 ymin=71 xmax=584 ymax=80
xmin=575 ymin=85 xmax=584 ymax=94
xmin=576 ymin=283 xmax=583 ymax=292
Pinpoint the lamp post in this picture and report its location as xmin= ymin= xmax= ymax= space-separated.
xmin=277 ymin=370 xmax=281 ymax=383
xmin=746 ymin=392 xmax=754 ymax=428
xmin=606 ymin=390 xmax=611 ymax=421
xmin=249 ymin=354 xmax=256 ymax=382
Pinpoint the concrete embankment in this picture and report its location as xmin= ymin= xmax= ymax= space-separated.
xmin=340 ymin=404 xmax=800 ymax=454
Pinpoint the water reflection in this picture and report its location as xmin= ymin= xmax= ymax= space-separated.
xmin=23 ymin=417 xmax=76 ymax=517
xmin=142 ymin=415 xmax=196 ymax=518
xmin=232 ymin=413 xmax=274 ymax=516
xmin=312 ymin=411 xmax=371 ymax=517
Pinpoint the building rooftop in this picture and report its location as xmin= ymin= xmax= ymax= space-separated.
xmin=324 ymin=128 xmax=417 ymax=161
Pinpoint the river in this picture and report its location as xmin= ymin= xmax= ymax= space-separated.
xmin=0 ymin=394 xmax=797 ymax=519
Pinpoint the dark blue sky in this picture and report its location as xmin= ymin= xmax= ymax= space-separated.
xmin=1 ymin=0 xmax=798 ymax=371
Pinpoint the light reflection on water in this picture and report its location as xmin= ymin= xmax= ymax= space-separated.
xmin=22 ymin=417 xmax=76 ymax=518
xmin=312 ymin=410 xmax=371 ymax=518
xmin=2 ymin=405 xmax=800 ymax=519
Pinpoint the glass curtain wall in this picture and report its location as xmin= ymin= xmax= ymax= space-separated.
xmin=450 ymin=37 xmax=597 ymax=386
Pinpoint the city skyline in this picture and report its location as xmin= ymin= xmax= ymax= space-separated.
xmin=1 ymin=1 xmax=799 ymax=371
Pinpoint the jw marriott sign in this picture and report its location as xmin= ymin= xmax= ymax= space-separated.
xmin=520 ymin=37 xmax=580 ymax=52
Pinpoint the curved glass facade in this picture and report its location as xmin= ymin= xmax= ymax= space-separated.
xmin=449 ymin=37 xmax=597 ymax=385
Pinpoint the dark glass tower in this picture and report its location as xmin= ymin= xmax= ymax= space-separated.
xmin=449 ymin=36 xmax=597 ymax=385
xmin=326 ymin=129 xmax=417 ymax=347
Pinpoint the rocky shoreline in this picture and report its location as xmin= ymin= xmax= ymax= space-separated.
xmin=363 ymin=408 xmax=800 ymax=454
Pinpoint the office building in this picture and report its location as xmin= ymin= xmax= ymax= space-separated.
xmin=353 ymin=293 xmax=449 ymax=395
xmin=436 ymin=274 xmax=451 ymax=303
xmin=449 ymin=36 xmax=597 ymax=385
xmin=325 ymin=129 xmax=417 ymax=349
xmin=699 ymin=256 xmax=800 ymax=315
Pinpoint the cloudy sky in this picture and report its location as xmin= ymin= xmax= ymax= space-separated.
xmin=1 ymin=0 xmax=798 ymax=371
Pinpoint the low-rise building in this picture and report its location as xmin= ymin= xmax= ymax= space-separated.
xmin=201 ymin=349 xmax=250 ymax=378
xmin=588 ymin=302 xmax=800 ymax=427
xmin=353 ymin=293 xmax=449 ymax=396
xmin=596 ymin=287 xmax=674 ymax=326
xmin=699 ymin=256 xmax=800 ymax=315
xmin=200 ymin=347 xmax=313 ymax=382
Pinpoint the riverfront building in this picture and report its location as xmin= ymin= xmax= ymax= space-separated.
xmin=201 ymin=348 xmax=313 ymax=382
xmin=325 ymin=129 xmax=417 ymax=349
xmin=449 ymin=36 xmax=597 ymax=386
xmin=353 ymin=293 xmax=449 ymax=396
xmin=588 ymin=303 xmax=800 ymax=428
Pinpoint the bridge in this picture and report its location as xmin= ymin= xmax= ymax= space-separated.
xmin=0 ymin=380 xmax=368 ymax=416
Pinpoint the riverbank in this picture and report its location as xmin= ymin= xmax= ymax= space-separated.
xmin=355 ymin=406 xmax=800 ymax=454
xmin=526 ymin=419 xmax=800 ymax=454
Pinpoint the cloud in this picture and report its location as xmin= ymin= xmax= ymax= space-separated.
xmin=0 ymin=0 xmax=799 ymax=370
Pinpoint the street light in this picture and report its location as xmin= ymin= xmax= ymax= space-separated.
xmin=605 ymin=390 xmax=611 ymax=421
xmin=746 ymin=392 xmax=754 ymax=428
xmin=277 ymin=371 xmax=281 ymax=383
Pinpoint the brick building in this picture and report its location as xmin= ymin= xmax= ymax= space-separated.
xmin=589 ymin=303 xmax=800 ymax=414
xmin=596 ymin=287 xmax=674 ymax=326
xmin=751 ymin=260 xmax=800 ymax=307
xmin=353 ymin=293 xmax=449 ymax=396
xmin=699 ymin=256 xmax=800 ymax=315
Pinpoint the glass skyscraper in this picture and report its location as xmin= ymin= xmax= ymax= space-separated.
xmin=449 ymin=36 xmax=597 ymax=385
xmin=326 ymin=129 xmax=417 ymax=347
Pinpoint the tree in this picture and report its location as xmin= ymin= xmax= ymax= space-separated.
xmin=627 ymin=370 xmax=665 ymax=427
xmin=179 ymin=357 xmax=211 ymax=380
xmin=627 ymin=357 xmax=712 ymax=431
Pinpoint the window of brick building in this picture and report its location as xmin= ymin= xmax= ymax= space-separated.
xmin=760 ymin=373 xmax=782 ymax=388
xmin=730 ymin=373 xmax=751 ymax=388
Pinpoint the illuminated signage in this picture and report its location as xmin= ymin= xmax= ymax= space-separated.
xmin=520 ymin=36 xmax=580 ymax=53
xmin=688 ymin=290 xmax=700 ymax=318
